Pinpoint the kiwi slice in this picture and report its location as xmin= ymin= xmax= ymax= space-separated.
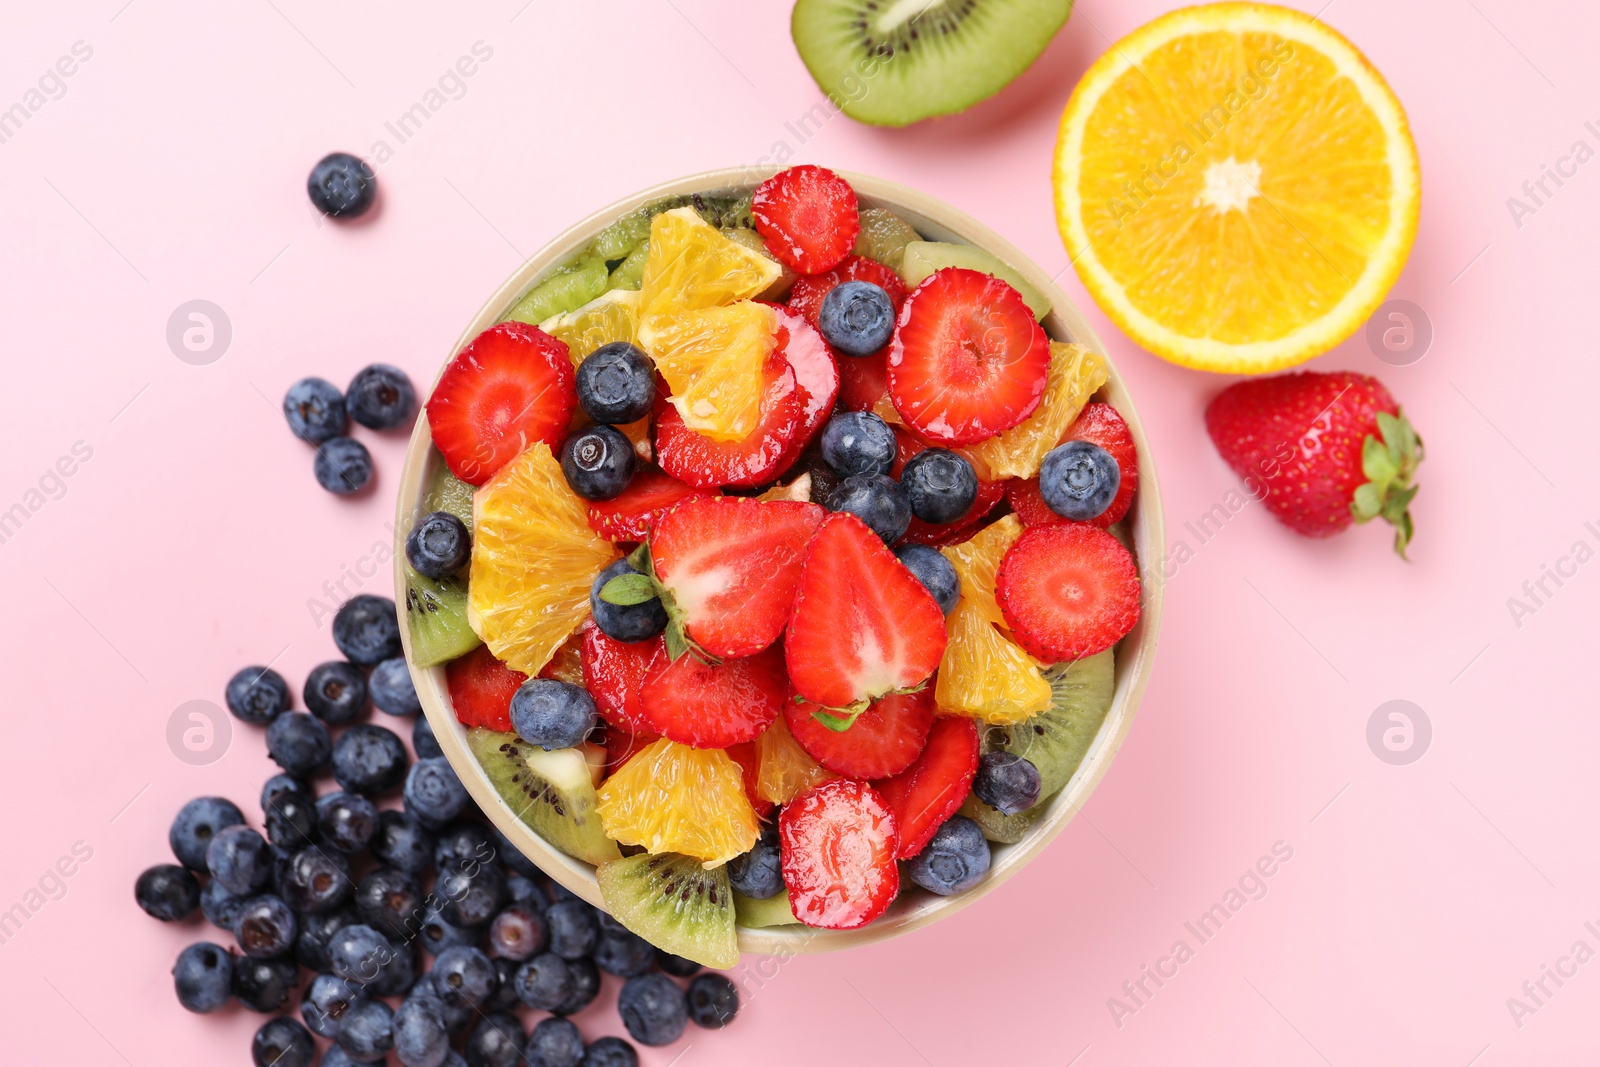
xmin=792 ymin=0 xmax=1073 ymax=127
xmin=596 ymin=853 xmax=739 ymax=967
xmin=467 ymin=728 xmax=621 ymax=867
xmin=404 ymin=567 xmax=480 ymax=668
xmin=504 ymin=255 xmax=610 ymax=325
xmin=734 ymin=889 xmax=800 ymax=928
xmin=959 ymin=794 xmax=1042 ymax=845
xmin=992 ymin=650 xmax=1115 ymax=799
xmin=900 ymin=241 xmax=1052 ymax=318
xmin=422 ymin=465 xmax=475 ymax=534
xmin=854 ymin=208 xmax=921 ymax=272
xmin=606 ymin=239 xmax=651 ymax=292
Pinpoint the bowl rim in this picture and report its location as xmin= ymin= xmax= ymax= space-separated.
xmin=394 ymin=166 xmax=1165 ymax=956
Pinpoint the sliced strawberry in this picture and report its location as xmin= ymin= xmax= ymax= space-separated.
xmin=837 ymin=349 xmax=889 ymax=412
xmin=785 ymin=513 xmax=947 ymax=708
xmin=650 ymin=496 xmax=825 ymax=660
xmin=752 ymin=165 xmax=860 ymax=276
xmin=873 ymin=716 xmax=980 ymax=859
xmin=603 ymin=725 xmax=660 ymax=779
xmin=578 ymin=624 xmax=659 ymax=734
xmin=427 ymin=322 xmax=577 ymax=486
xmin=725 ymin=741 xmax=774 ymax=820
xmin=586 ymin=467 xmax=713 ymax=542
xmin=1064 ymin=402 xmax=1138 ymax=527
xmin=888 ymin=268 xmax=1049 ymax=445
xmin=1004 ymin=477 xmax=1058 ymax=526
xmin=637 ymin=644 xmax=788 ymax=748
xmin=445 ymin=644 xmax=528 ymax=731
xmin=996 ymin=523 xmax=1141 ymax=663
xmin=655 ymin=353 xmax=804 ymax=488
xmin=887 ymin=426 xmax=1005 ymax=545
xmin=779 ymin=779 xmax=899 ymax=930
xmin=787 ymin=255 xmax=908 ymax=331
xmin=786 ymin=689 xmax=935 ymax=780
xmin=772 ymin=308 xmax=838 ymax=469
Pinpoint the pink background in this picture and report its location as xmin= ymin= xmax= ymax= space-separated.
xmin=2 ymin=0 xmax=1596 ymax=1063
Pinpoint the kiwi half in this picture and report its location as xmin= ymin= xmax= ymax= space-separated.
xmin=959 ymin=794 xmax=1042 ymax=844
xmin=467 ymin=728 xmax=621 ymax=867
xmin=900 ymin=241 xmax=1052 ymax=319
xmin=792 ymin=0 xmax=1073 ymax=127
xmin=404 ymin=567 xmax=480 ymax=668
xmin=422 ymin=466 xmax=475 ymax=535
xmin=504 ymin=255 xmax=610 ymax=325
xmin=993 ymin=649 xmax=1115 ymax=799
xmin=597 ymin=853 xmax=739 ymax=968
xmin=734 ymin=889 xmax=801 ymax=928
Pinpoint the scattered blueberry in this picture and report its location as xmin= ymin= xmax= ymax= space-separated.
xmin=295 ymin=905 xmax=361 ymax=972
xmin=820 ymin=410 xmax=896 ymax=477
xmin=545 ymin=898 xmax=600 ymax=960
xmin=393 ymin=991 xmax=450 ymax=1067
xmin=266 ymin=712 xmax=332 ymax=777
xmin=304 ymin=660 xmax=369 ymax=725
xmin=555 ymin=955 xmax=601 ymax=1016
xmin=317 ymin=791 xmax=379 ymax=854
xmin=225 ymin=666 xmax=292 ymax=724
xmin=577 ymin=342 xmax=656 ymax=425
xmin=371 ymin=656 xmax=423 ymax=716
xmin=135 ymin=864 xmax=201 ymax=921
xmin=315 ymin=436 xmax=374 ymax=495
xmin=589 ymin=558 xmax=667 ymax=644
xmin=530 ymin=1017 xmax=586 ymax=1067
xmin=487 ymin=957 xmax=524 ymax=1014
xmin=489 ymin=904 xmax=547 ymax=961
xmin=277 ymin=851 xmax=351 ymax=921
xmin=593 ymin=916 xmax=655 ymax=978
xmin=356 ymin=866 xmax=425 ymax=940
xmin=206 ymin=825 xmax=271 ymax=894
xmin=466 ymin=1012 xmax=528 ymax=1067
xmin=901 ymin=447 xmax=978 ymax=524
xmin=337 ymin=997 xmax=396 ymax=1062
xmin=169 ymin=796 xmax=245 ymax=871
xmin=435 ymin=859 xmax=507 ymax=927
xmin=321 ymin=1045 xmax=367 ymax=1067
xmin=434 ymin=821 xmax=495 ymax=871
xmin=514 ymin=952 xmax=574 ymax=1012
xmin=332 ymin=722 xmax=410 ymax=796
xmin=406 ymin=511 xmax=471 ymax=579
xmin=581 ymin=1036 xmax=640 ymax=1067
xmin=172 ymin=942 xmax=233 ymax=1013
xmin=333 ymin=594 xmax=403 ymax=666
xmin=727 ymin=827 xmax=783 ymax=900
xmin=331 ymin=923 xmax=395 ymax=986
xmin=232 ymin=953 xmax=299 ymax=1012
xmin=654 ymin=950 xmax=701 ymax=978
xmin=831 ymin=472 xmax=911 ymax=543
xmin=372 ymin=810 xmax=436 ymax=874
xmin=262 ymin=773 xmax=318 ymax=849
xmin=420 ymin=903 xmax=483 ymax=958
xmin=492 ymin=825 xmax=541 ymax=878
xmin=686 ymin=973 xmax=740 ymax=1029
xmin=509 ymin=678 xmax=598 ymax=751
xmin=423 ymin=971 xmax=476 ymax=1034
xmin=818 ymin=280 xmax=895 ymax=356
xmin=368 ymin=940 xmax=420 ymax=997
xmin=413 ymin=714 xmax=443 ymax=759
xmin=252 ymin=1017 xmax=314 ymax=1067
xmin=906 ymin=814 xmax=991 ymax=895
xmin=233 ymin=894 xmax=297 ymax=958
xmin=201 ymin=878 xmax=249 ymax=931
xmin=972 ymin=751 xmax=1042 ymax=815
xmin=1039 ymin=439 xmax=1120 ymax=521
xmin=894 ymin=543 xmax=960 ymax=614
xmin=283 ymin=377 xmax=349 ymax=444
xmin=618 ymin=973 xmax=688 ymax=1047
xmin=303 ymin=972 xmax=364 ymax=1039
xmin=431 ymin=944 xmax=497 ymax=1010
xmin=405 ymin=757 xmax=470 ymax=828
xmin=560 ymin=425 xmax=636 ymax=501
xmin=308 ymin=152 xmax=377 ymax=219
xmin=347 ymin=363 xmax=416 ymax=430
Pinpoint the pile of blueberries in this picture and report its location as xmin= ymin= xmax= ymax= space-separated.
xmin=283 ymin=364 xmax=418 ymax=497
xmin=135 ymin=594 xmax=740 ymax=1066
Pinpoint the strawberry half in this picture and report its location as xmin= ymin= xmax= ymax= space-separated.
xmin=787 ymin=255 xmax=908 ymax=332
xmin=779 ymin=779 xmax=899 ymax=930
xmin=445 ymin=644 xmax=528 ymax=731
xmin=786 ymin=688 xmax=935 ymax=780
xmin=427 ymin=322 xmax=577 ymax=486
xmin=873 ymin=715 xmax=980 ymax=859
xmin=785 ymin=513 xmax=947 ymax=709
xmin=578 ymin=624 xmax=658 ymax=735
xmin=587 ymin=466 xmax=713 ymax=542
xmin=650 ymin=496 xmax=826 ymax=660
xmin=772 ymin=308 xmax=839 ymax=468
xmin=751 ymin=165 xmax=860 ymax=275
xmin=655 ymin=353 xmax=804 ymax=488
xmin=637 ymin=644 xmax=787 ymax=749
xmin=837 ymin=350 xmax=889 ymax=412
xmin=995 ymin=523 xmax=1141 ymax=663
xmin=890 ymin=426 xmax=1005 ymax=545
xmin=888 ymin=268 xmax=1050 ymax=445
xmin=1006 ymin=402 xmax=1139 ymax=530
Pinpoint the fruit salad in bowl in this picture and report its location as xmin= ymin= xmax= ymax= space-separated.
xmin=395 ymin=166 xmax=1163 ymax=964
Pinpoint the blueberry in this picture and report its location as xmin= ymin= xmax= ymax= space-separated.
xmin=200 ymin=878 xmax=248 ymax=930
xmin=333 ymin=722 xmax=410 ymax=796
xmin=252 ymin=1017 xmax=315 ymax=1067
xmin=224 ymin=666 xmax=292 ymax=724
xmin=433 ymin=820 xmax=495 ymax=870
xmin=315 ymin=436 xmax=374 ymax=495
xmin=262 ymin=773 xmax=318 ymax=849
xmin=267 ymin=712 xmax=332 ymax=777
xmin=582 ymin=1036 xmax=640 ymax=1067
xmin=421 ymin=971 xmax=476 ymax=1034
xmin=232 ymin=953 xmax=299 ymax=1012
xmin=135 ymin=864 xmax=200 ymax=921
xmin=372 ymin=810 xmax=436 ymax=874
xmin=394 ymin=992 xmax=450 ymax=1067
xmin=233 ymin=894 xmax=297 ymax=957
xmin=347 ymin=363 xmax=416 ymax=430
xmin=331 ymin=923 xmax=394 ymax=985
xmin=686 ymin=973 xmax=740 ymax=1028
xmin=973 ymin=751 xmax=1042 ymax=815
xmin=371 ymin=656 xmax=423 ymax=715
xmin=321 ymin=1046 xmax=367 ymax=1067
xmin=356 ymin=866 xmax=425 ymax=940
xmin=1039 ymin=439 xmax=1120 ymax=521
xmin=505 ymin=871 xmax=543 ymax=906
xmin=206 ymin=825 xmax=271 ymax=894
xmin=278 ymin=846 xmax=353 ymax=914
xmin=367 ymin=939 xmax=421 ymax=996
xmin=487 ymin=957 xmax=525 ymax=1013
xmin=436 ymin=859 xmax=508 ymax=927
xmin=589 ymin=558 xmax=668 ymax=643
xmin=334 ymin=594 xmax=403 ymax=666
xmin=560 ymin=425 xmax=636 ymax=501
xmin=432 ymin=944 xmax=497 ymax=1009
xmin=618 ymin=973 xmax=689 ymax=1046
xmin=545 ymin=898 xmax=599 ymax=959
xmin=465 ymin=1013 xmax=528 ymax=1067
xmin=894 ymin=543 xmax=960 ymax=614
xmin=577 ymin=342 xmax=656 ymax=424
xmin=513 ymin=953 xmax=574 ymax=1011
xmin=654 ymin=950 xmax=701 ymax=978
xmin=283 ymin=377 xmax=349 ymax=444
xmin=317 ymin=791 xmax=379 ymax=854
xmin=831 ymin=472 xmax=911 ymax=543
xmin=420 ymin=904 xmax=483 ymax=957
xmin=296 ymin=905 xmax=361 ymax=971
xmin=727 ymin=827 xmax=783 ymax=900
xmin=553 ymin=955 xmax=601 ymax=1016
xmin=908 ymin=814 xmax=990 ymax=894
xmin=820 ymin=410 xmax=896 ymax=477
xmin=338 ymin=997 xmax=396 ymax=1062
xmin=593 ymin=915 xmax=655 ymax=978
xmin=308 ymin=152 xmax=377 ymax=219
xmin=818 ymin=280 xmax=895 ymax=356
xmin=169 ymin=796 xmax=245 ymax=871
xmin=413 ymin=714 xmax=443 ymax=759
xmin=405 ymin=757 xmax=470 ymax=828
xmin=510 ymin=679 xmax=598 ymax=751
xmin=303 ymin=660 xmax=368 ymax=724
xmin=489 ymin=904 xmax=547 ymax=961
xmin=172 ymin=941 xmax=233 ymax=1012
xmin=530 ymin=1017 xmax=586 ymax=1067
xmin=303 ymin=972 xmax=365 ymax=1039
xmin=406 ymin=511 xmax=471 ymax=579
xmin=901 ymin=448 xmax=978 ymax=524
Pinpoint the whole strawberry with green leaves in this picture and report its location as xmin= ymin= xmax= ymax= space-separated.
xmin=1204 ymin=371 xmax=1422 ymax=556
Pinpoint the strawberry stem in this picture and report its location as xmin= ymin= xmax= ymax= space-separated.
xmin=1349 ymin=410 xmax=1423 ymax=559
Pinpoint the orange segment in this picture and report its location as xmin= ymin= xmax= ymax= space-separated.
xmin=636 ymin=208 xmax=781 ymax=322
xmin=645 ymin=301 xmax=778 ymax=442
xmin=941 ymin=514 xmax=1023 ymax=627
xmin=965 ymin=342 xmax=1107 ymax=480
xmin=754 ymin=716 xmax=834 ymax=805
xmin=596 ymin=738 xmax=760 ymax=867
xmin=540 ymin=289 xmax=639 ymax=369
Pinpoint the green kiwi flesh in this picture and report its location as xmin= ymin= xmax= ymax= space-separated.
xmin=404 ymin=567 xmax=480 ymax=668
xmin=900 ymin=241 xmax=1052 ymax=319
xmin=597 ymin=853 xmax=739 ymax=967
xmin=959 ymin=794 xmax=1042 ymax=844
xmin=467 ymin=728 xmax=621 ymax=866
xmin=994 ymin=649 xmax=1115 ymax=798
xmin=734 ymin=889 xmax=801 ymax=928
xmin=423 ymin=465 xmax=475 ymax=535
xmin=791 ymin=0 xmax=1073 ymax=127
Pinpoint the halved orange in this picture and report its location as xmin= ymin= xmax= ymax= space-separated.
xmin=1054 ymin=3 xmax=1420 ymax=372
